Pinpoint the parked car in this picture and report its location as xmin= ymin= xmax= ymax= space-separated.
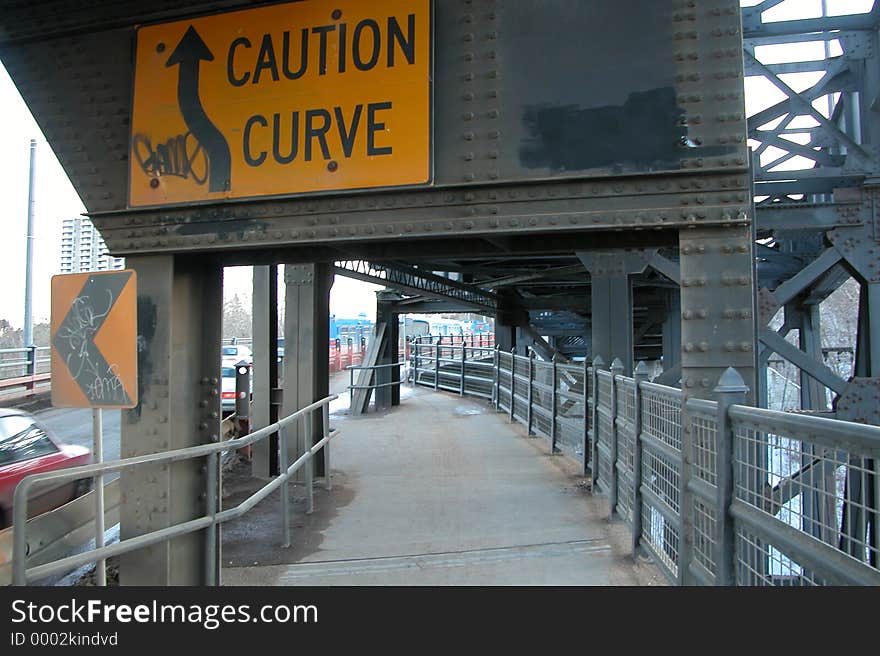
xmin=0 ymin=409 xmax=92 ymax=528
xmin=221 ymin=344 xmax=253 ymax=363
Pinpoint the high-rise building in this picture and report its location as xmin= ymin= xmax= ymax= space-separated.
xmin=59 ymin=216 xmax=124 ymax=274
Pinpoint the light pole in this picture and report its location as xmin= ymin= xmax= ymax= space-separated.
xmin=24 ymin=138 xmax=36 ymax=348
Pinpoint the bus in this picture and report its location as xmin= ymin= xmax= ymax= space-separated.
xmin=329 ymin=314 xmax=373 ymax=344
xmin=400 ymin=317 xmax=430 ymax=340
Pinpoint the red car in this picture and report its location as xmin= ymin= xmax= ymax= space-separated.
xmin=0 ymin=408 xmax=92 ymax=528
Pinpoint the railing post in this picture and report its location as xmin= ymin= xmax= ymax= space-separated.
xmin=323 ymin=403 xmax=332 ymax=491
xmin=412 ymin=337 xmax=418 ymax=384
xmin=713 ymin=367 xmax=748 ymax=586
xmin=608 ymin=357 xmax=624 ymax=518
xmin=590 ymin=356 xmax=604 ymax=491
xmin=305 ymin=410 xmax=314 ymax=515
xmin=493 ymin=345 xmax=500 ymax=410
xmin=460 ymin=342 xmax=466 ymax=396
xmin=631 ymin=361 xmax=649 ymax=557
xmin=205 ymin=451 xmax=218 ymax=584
xmin=550 ymin=355 xmax=558 ymax=453
xmin=349 ymin=365 xmax=355 ymax=412
xmin=434 ymin=337 xmax=440 ymax=391
xmin=279 ymin=425 xmax=290 ymax=547
xmin=26 ymin=345 xmax=36 ymax=389
xmin=509 ymin=347 xmax=516 ymax=422
xmin=527 ymin=349 xmax=535 ymax=435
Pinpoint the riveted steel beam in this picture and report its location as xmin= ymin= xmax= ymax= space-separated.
xmin=333 ymin=260 xmax=497 ymax=315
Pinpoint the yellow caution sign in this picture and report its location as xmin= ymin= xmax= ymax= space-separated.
xmin=129 ymin=0 xmax=431 ymax=207
xmin=50 ymin=271 xmax=138 ymax=408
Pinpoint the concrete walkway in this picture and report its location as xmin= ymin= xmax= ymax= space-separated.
xmin=221 ymin=384 xmax=665 ymax=586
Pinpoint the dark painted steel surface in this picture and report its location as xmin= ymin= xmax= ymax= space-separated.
xmin=0 ymin=0 xmax=749 ymax=257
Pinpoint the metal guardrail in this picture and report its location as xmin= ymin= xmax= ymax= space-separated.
xmin=12 ymin=395 xmax=339 ymax=585
xmin=0 ymin=479 xmax=121 ymax=586
xmin=0 ymin=346 xmax=51 ymax=396
xmin=347 ymin=362 xmax=407 ymax=413
xmin=410 ymin=336 xmax=880 ymax=586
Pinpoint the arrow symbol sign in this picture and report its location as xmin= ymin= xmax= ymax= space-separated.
xmin=53 ymin=272 xmax=133 ymax=406
xmin=166 ymin=25 xmax=231 ymax=192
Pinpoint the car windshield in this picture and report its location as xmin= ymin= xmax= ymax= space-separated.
xmin=0 ymin=415 xmax=58 ymax=465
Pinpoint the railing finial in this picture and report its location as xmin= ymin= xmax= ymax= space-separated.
xmin=714 ymin=367 xmax=749 ymax=394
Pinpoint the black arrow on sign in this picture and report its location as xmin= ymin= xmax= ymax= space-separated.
xmin=166 ymin=26 xmax=231 ymax=192
xmin=53 ymin=272 xmax=133 ymax=406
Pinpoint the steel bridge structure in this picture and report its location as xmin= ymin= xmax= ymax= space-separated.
xmin=0 ymin=0 xmax=878 ymax=585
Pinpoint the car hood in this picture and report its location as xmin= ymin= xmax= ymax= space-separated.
xmin=60 ymin=444 xmax=92 ymax=461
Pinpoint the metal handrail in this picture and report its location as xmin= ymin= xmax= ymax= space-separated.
xmin=0 ymin=347 xmax=52 ymax=394
xmin=346 ymin=362 xmax=406 ymax=403
xmin=13 ymin=394 xmax=339 ymax=585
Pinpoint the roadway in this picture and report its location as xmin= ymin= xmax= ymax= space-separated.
xmin=37 ymin=407 xmax=122 ymax=464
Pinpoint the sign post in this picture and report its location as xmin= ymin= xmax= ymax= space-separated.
xmin=51 ymin=270 xmax=138 ymax=586
xmin=92 ymin=407 xmax=105 ymax=586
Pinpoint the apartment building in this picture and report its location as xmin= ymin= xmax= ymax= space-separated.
xmin=59 ymin=216 xmax=124 ymax=274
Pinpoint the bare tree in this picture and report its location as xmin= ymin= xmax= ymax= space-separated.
xmin=223 ymin=294 xmax=252 ymax=340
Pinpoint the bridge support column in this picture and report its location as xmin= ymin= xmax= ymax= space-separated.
xmin=375 ymin=291 xmax=400 ymax=410
xmin=678 ymin=225 xmax=757 ymax=585
xmin=283 ymin=263 xmax=332 ymax=478
xmin=495 ymin=324 xmax=516 ymax=352
xmin=251 ymin=265 xmax=279 ymax=478
xmin=578 ymin=251 xmax=650 ymax=376
xmin=120 ymin=254 xmax=222 ymax=585
xmin=494 ymin=289 xmax=523 ymax=352
xmin=515 ymin=326 xmax=535 ymax=356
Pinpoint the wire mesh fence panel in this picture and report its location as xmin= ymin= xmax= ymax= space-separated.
xmin=594 ymin=371 xmax=615 ymax=493
xmin=691 ymin=413 xmax=718 ymax=487
xmin=556 ymin=365 xmax=586 ymax=459
xmin=531 ymin=360 xmax=554 ymax=439
xmin=615 ymin=377 xmax=636 ymax=525
xmin=731 ymin=408 xmax=880 ymax=586
xmin=556 ymin=416 xmax=585 ymax=460
xmin=641 ymin=503 xmax=680 ymax=582
xmin=641 ymin=447 xmax=681 ymax=581
xmin=616 ymin=376 xmax=636 ymax=425
xmin=640 ymin=383 xmax=683 ymax=452
xmin=639 ymin=382 xmax=684 ymax=581
xmin=692 ymin=498 xmax=717 ymax=582
xmin=586 ymin=367 xmax=594 ymax=462
xmin=497 ymin=353 xmax=513 ymax=413
xmin=597 ymin=370 xmax=613 ymax=413
xmin=596 ymin=410 xmax=614 ymax=495
xmin=735 ymin=525 xmax=833 ymax=586
xmin=510 ymin=355 xmax=531 ymax=425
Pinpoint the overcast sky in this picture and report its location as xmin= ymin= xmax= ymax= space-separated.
xmin=0 ymin=0 xmax=872 ymax=328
